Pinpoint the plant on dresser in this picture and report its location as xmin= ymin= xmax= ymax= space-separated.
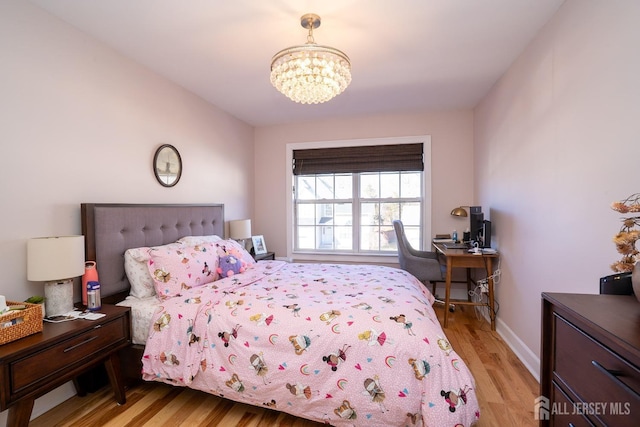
xmin=611 ymin=193 xmax=640 ymax=273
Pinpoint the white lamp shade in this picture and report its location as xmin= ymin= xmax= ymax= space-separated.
xmin=229 ymin=219 xmax=252 ymax=240
xmin=27 ymin=235 xmax=85 ymax=282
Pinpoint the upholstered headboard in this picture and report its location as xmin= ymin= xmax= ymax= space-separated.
xmin=81 ymin=203 xmax=224 ymax=302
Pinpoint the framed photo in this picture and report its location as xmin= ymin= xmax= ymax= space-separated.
xmin=252 ymin=235 xmax=267 ymax=255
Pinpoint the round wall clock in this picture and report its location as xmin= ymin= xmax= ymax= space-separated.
xmin=153 ymin=144 xmax=182 ymax=187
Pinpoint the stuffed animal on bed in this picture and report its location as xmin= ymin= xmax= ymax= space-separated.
xmin=217 ymin=254 xmax=245 ymax=277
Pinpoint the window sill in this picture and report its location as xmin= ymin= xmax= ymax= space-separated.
xmin=289 ymin=252 xmax=399 ymax=265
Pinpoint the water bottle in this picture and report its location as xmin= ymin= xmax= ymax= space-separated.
xmin=87 ymin=281 xmax=102 ymax=311
xmin=452 ymin=230 xmax=458 ymax=242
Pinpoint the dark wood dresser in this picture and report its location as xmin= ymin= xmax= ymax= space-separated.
xmin=540 ymin=293 xmax=640 ymax=426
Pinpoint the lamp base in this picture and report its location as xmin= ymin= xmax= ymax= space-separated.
xmin=44 ymin=279 xmax=74 ymax=317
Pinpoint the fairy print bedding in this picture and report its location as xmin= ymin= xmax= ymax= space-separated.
xmin=141 ymin=261 xmax=480 ymax=426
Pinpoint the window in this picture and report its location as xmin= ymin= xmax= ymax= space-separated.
xmin=294 ymin=171 xmax=423 ymax=253
xmin=289 ymin=139 xmax=430 ymax=257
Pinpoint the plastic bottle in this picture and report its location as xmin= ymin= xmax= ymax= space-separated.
xmin=87 ymin=281 xmax=101 ymax=311
xmin=452 ymin=230 xmax=458 ymax=242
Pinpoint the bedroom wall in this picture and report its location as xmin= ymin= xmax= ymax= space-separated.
xmin=0 ymin=2 xmax=254 ymax=422
xmin=474 ymin=0 xmax=640 ymax=378
xmin=254 ymin=110 xmax=475 ymax=263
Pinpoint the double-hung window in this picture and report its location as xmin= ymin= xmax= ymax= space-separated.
xmin=290 ymin=138 xmax=429 ymax=256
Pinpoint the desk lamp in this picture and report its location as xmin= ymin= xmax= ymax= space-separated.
xmin=229 ymin=219 xmax=252 ymax=250
xmin=27 ymin=236 xmax=85 ymax=317
xmin=450 ymin=206 xmax=468 ymax=217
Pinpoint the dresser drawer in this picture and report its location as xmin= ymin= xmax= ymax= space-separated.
xmin=554 ymin=314 xmax=640 ymax=426
xmin=9 ymin=317 xmax=127 ymax=394
xmin=551 ymin=383 xmax=594 ymax=427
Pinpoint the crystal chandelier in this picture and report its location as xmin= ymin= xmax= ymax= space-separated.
xmin=270 ymin=14 xmax=351 ymax=104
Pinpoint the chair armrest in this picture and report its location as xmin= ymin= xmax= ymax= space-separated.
xmin=407 ymin=246 xmax=438 ymax=260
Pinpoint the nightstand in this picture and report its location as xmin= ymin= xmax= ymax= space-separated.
xmin=254 ymin=251 xmax=275 ymax=261
xmin=0 ymin=304 xmax=131 ymax=427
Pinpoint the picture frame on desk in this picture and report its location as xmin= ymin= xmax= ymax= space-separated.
xmin=251 ymin=235 xmax=267 ymax=255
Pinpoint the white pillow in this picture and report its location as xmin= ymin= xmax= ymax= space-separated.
xmin=176 ymin=235 xmax=222 ymax=246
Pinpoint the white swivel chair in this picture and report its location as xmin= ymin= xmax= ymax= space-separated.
xmin=393 ymin=220 xmax=454 ymax=311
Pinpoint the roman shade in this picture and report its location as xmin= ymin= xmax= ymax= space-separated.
xmin=292 ymin=143 xmax=424 ymax=175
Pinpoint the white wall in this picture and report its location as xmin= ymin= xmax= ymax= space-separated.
xmin=474 ymin=0 xmax=640 ymax=378
xmin=0 ymin=2 xmax=254 ymax=423
xmin=254 ymin=110 xmax=475 ymax=262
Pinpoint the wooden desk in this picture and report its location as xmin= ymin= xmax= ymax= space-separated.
xmin=432 ymin=243 xmax=499 ymax=330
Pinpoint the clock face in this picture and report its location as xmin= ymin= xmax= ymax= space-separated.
xmin=153 ymin=144 xmax=182 ymax=187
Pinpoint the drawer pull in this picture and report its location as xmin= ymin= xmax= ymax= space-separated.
xmin=64 ymin=335 xmax=98 ymax=353
xmin=591 ymin=360 xmax=640 ymax=400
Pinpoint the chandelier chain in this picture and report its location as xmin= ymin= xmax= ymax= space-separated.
xmin=306 ymin=17 xmax=315 ymax=44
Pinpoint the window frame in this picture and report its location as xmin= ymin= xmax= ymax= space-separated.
xmin=286 ymin=136 xmax=432 ymax=263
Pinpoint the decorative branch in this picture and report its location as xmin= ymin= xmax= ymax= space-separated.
xmin=611 ymin=193 xmax=640 ymax=272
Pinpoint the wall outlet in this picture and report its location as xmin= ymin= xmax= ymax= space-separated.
xmin=479 ymin=281 xmax=489 ymax=293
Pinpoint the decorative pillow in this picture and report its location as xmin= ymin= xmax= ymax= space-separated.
xmin=217 ymin=254 xmax=246 ymax=277
xmin=176 ymin=235 xmax=223 ymax=246
xmin=147 ymin=242 xmax=219 ymax=299
xmin=214 ymin=239 xmax=256 ymax=268
xmin=124 ymin=242 xmax=185 ymax=299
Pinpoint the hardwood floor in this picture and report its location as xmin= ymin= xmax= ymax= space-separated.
xmin=31 ymin=305 xmax=539 ymax=426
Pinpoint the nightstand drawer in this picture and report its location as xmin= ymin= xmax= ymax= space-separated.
xmin=10 ymin=317 xmax=127 ymax=394
xmin=554 ymin=314 xmax=640 ymax=425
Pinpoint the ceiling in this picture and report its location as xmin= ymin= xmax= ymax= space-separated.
xmin=29 ymin=0 xmax=564 ymax=127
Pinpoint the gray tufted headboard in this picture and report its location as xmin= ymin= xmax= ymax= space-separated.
xmin=81 ymin=203 xmax=224 ymax=303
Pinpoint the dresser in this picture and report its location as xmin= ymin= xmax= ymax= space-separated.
xmin=540 ymin=293 xmax=640 ymax=426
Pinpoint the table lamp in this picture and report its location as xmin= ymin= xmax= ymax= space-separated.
xmin=229 ymin=219 xmax=252 ymax=249
xmin=27 ymin=235 xmax=85 ymax=317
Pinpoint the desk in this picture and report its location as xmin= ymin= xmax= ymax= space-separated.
xmin=432 ymin=243 xmax=499 ymax=330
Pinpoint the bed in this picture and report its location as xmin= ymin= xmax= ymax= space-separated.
xmin=81 ymin=203 xmax=480 ymax=426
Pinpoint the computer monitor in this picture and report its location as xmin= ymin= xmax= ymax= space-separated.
xmin=469 ymin=206 xmax=483 ymax=245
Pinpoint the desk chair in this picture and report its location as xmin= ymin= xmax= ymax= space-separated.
xmin=393 ymin=220 xmax=454 ymax=311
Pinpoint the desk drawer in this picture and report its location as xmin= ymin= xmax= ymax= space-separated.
xmin=10 ymin=317 xmax=126 ymax=393
xmin=554 ymin=314 xmax=640 ymax=426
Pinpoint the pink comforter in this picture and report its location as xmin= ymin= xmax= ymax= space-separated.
xmin=142 ymin=262 xmax=480 ymax=426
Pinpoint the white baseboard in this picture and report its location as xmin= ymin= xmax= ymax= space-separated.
xmin=433 ymin=283 xmax=541 ymax=383
xmin=496 ymin=318 xmax=540 ymax=383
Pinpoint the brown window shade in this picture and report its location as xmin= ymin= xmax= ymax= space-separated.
xmin=293 ymin=143 xmax=423 ymax=175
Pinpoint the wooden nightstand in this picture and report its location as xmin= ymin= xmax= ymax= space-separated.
xmin=253 ymin=251 xmax=275 ymax=261
xmin=0 ymin=304 xmax=131 ymax=427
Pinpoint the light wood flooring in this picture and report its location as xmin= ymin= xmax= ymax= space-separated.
xmin=31 ymin=305 xmax=539 ymax=426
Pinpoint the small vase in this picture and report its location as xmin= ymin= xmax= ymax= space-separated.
xmin=632 ymin=261 xmax=640 ymax=303
xmin=82 ymin=261 xmax=99 ymax=306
